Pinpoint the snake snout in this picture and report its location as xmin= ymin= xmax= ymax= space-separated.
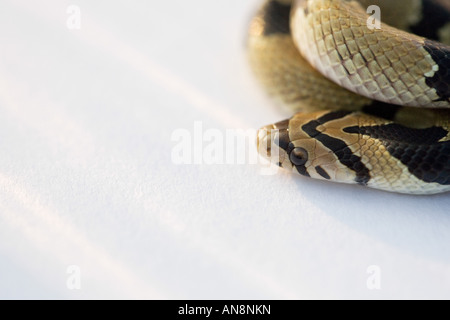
xmin=257 ymin=119 xmax=291 ymax=165
xmin=256 ymin=124 xmax=273 ymax=159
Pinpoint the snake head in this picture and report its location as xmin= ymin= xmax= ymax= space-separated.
xmin=257 ymin=110 xmax=371 ymax=184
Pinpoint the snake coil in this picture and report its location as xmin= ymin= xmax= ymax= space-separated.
xmin=250 ymin=0 xmax=450 ymax=194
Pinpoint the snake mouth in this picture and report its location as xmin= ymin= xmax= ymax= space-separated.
xmin=257 ymin=119 xmax=291 ymax=165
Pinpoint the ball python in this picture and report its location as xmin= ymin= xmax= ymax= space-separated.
xmin=249 ymin=0 xmax=450 ymax=194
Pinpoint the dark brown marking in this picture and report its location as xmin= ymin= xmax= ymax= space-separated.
xmin=315 ymin=166 xmax=331 ymax=180
xmin=410 ymin=0 xmax=450 ymax=41
xmin=423 ymin=40 xmax=450 ymax=103
xmin=344 ymin=124 xmax=450 ymax=185
xmin=362 ymin=101 xmax=401 ymax=121
xmin=302 ymin=111 xmax=371 ymax=185
xmin=259 ymin=0 xmax=292 ymax=36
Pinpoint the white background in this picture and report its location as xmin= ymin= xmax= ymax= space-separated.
xmin=0 ymin=0 xmax=449 ymax=299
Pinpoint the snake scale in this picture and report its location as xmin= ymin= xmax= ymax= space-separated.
xmin=249 ymin=0 xmax=450 ymax=194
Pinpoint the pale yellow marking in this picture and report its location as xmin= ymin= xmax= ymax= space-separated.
xmin=291 ymin=0 xmax=449 ymax=108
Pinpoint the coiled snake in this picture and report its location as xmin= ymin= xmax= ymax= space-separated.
xmin=249 ymin=0 xmax=450 ymax=194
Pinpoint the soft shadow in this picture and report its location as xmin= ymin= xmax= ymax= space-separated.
xmin=292 ymin=175 xmax=450 ymax=263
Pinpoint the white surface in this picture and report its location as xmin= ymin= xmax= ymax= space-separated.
xmin=0 ymin=0 xmax=449 ymax=299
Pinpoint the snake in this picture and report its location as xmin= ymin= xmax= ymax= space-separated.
xmin=249 ymin=0 xmax=450 ymax=194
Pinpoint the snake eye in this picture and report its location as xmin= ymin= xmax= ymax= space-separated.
xmin=290 ymin=147 xmax=308 ymax=166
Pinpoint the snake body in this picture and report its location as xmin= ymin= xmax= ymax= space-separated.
xmin=250 ymin=0 xmax=450 ymax=194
